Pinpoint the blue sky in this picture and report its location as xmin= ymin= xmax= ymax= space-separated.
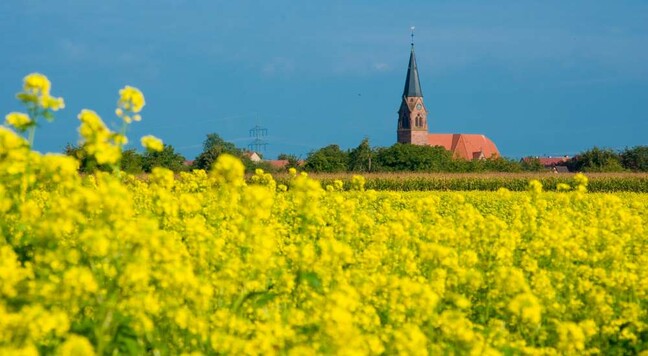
xmin=1 ymin=1 xmax=647 ymax=160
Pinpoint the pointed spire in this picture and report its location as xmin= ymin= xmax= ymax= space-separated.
xmin=411 ymin=26 xmax=415 ymax=47
xmin=403 ymin=27 xmax=423 ymax=97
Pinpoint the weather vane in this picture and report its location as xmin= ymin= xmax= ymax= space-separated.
xmin=410 ymin=26 xmax=415 ymax=47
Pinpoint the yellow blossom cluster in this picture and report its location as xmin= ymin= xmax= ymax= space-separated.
xmin=18 ymin=73 xmax=65 ymax=112
xmin=140 ymin=135 xmax=164 ymax=152
xmin=77 ymin=109 xmax=123 ymax=165
xmin=116 ymin=85 xmax=145 ymax=123
xmin=6 ymin=73 xmax=64 ymax=141
xmin=2 ymin=75 xmax=648 ymax=355
xmin=4 ymin=112 xmax=32 ymax=132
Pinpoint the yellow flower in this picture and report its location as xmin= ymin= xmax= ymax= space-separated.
xmin=508 ymin=293 xmax=542 ymax=325
xmin=333 ymin=180 xmax=344 ymax=191
xmin=77 ymin=109 xmax=121 ymax=164
xmin=77 ymin=109 xmax=108 ymax=134
xmin=350 ymin=175 xmax=365 ymax=191
xmin=113 ymin=134 xmax=128 ymax=146
xmin=5 ymin=112 xmax=33 ymax=131
xmin=151 ymin=167 xmax=175 ymax=188
xmin=210 ymin=154 xmax=245 ymax=187
xmin=13 ymin=73 xmax=64 ymax=132
xmin=0 ymin=126 xmax=29 ymax=154
xmin=23 ymin=73 xmax=51 ymax=94
xmin=557 ymin=322 xmax=586 ymax=353
xmin=528 ymin=179 xmax=542 ymax=194
xmin=93 ymin=143 xmax=121 ymax=165
xmin=573 ymin=173 xmax=589 ymax=192
xmin=56 ymin=335 xmax=95 ymax=356
xmin=117 ymin=85 xmax=145 ymax=113
xmin=39 ymin=94 xmax=65 ymax=111
xmin=141 ymin=135 xmax=164 ymax=152
xmin=573 ymin=173 xmax=588 ymax=186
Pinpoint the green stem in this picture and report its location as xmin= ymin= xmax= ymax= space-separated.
xmin=27 ymin=126 xmax=36 ymax=148
xmin=27 ymin=106 xmax=38 ymax=148
xmin=118 ymin=120 xmax=128 ymax=151
xmin=112 ymin=119 xmax=129 ymax=176
xmin=21 ymin=107 xmax=38 ymax=201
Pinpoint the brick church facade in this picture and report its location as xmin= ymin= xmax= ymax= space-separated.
xmin=397 ymin=42 xmax=500 ymax=160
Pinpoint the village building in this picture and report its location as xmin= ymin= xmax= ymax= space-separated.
xmin=397 ymin=39 xmax=500 ymax=160
xmin=535 ymin=156 xmax=570 ymax=167
xmin=266 ymin=159 xmax=290 ymax=169
xmin=521 ymin=156 xmax=571 ymax=172
xmin=243 ymin=151 xmax=262 ymax=162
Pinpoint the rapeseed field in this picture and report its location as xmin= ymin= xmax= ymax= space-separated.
xmin=1 ymin=75 xmax=647 ymax=354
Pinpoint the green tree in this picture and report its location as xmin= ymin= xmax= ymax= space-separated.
xmin=64 ymin=144 xmax=144 ymax=173
xmin=203 ymin=133 xmax=238 ymax=153
xmin=304 ymin=144 xmax=348 ymax=172
xmin=374 ymin=143 xmax=453 ymax=172
xmin=277 ymin=153 xmax=300 ymax=169
xmin=567 ymin=147 xmax=624 ymax=172
xmin=620 ymin=146 xmax=648 ymax=172
xmin=520 ymin=157 xmax=545 ymax=172
xmin=142 ymin=144 xmax=187 ymax=173
xmin=121 ymin=149 xmax=143 ymax=174
xmin=193 ymin=133 xmax=242 ymax=170
xmin=64 ymin=143 xmax=103 ymax=173
xmin=348 ymin=138 xmax=373 ymax=172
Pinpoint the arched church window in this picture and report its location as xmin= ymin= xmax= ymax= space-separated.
xmin=401 ymin=114 xmax=410 ymax=129
xmin=415 ymin=114 xmax=422 ymax=127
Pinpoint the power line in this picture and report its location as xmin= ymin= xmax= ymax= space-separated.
xmin=248 ymin=124 xmax=268 ymax=152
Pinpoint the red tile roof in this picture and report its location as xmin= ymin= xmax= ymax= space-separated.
xmin=537 ymin=157 xmax=569 ymax=166
xmin=521 ymin=157 xmax=570 ymax=167
xmin=267 ymin=160 xmax=289 ymax=169
xmin=428 ymin=134 xmax=500 ymax=160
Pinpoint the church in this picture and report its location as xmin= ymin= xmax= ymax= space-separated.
xmin=397 ymin=39 xmax=500 ymax=160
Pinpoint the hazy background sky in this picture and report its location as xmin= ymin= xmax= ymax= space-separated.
xmin=1 ymin=1 xmax=647 ymax=160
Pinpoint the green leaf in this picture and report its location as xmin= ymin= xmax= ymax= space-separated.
xmin=297 ymin=271 xmax=323 ymax=293
xmin=42 ymin=110 xmax=54 ymax=122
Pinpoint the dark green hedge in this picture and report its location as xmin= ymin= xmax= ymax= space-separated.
xmin=271 ymin=175 xmax=648 ymax=193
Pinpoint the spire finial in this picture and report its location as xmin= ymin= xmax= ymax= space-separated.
xmin=410 ymin=26 xmax=415 ymax=47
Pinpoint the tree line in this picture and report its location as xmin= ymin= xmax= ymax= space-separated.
xmin=303 ymin=140 xmax=648 ymax=173
xmin=65 ymin=134 xmax=648 ymax=174
xmin=304 ymin=138 xmax=523 ymax=173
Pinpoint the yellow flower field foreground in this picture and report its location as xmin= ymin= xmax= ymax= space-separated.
xmin=1 ymin=128 xmax=647 ymax=354
xmin=2 ymin=74 xmax=647 ymax=354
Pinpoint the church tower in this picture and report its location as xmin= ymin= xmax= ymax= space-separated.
xmin=397 ymin=34 xmax=428 ymax=145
